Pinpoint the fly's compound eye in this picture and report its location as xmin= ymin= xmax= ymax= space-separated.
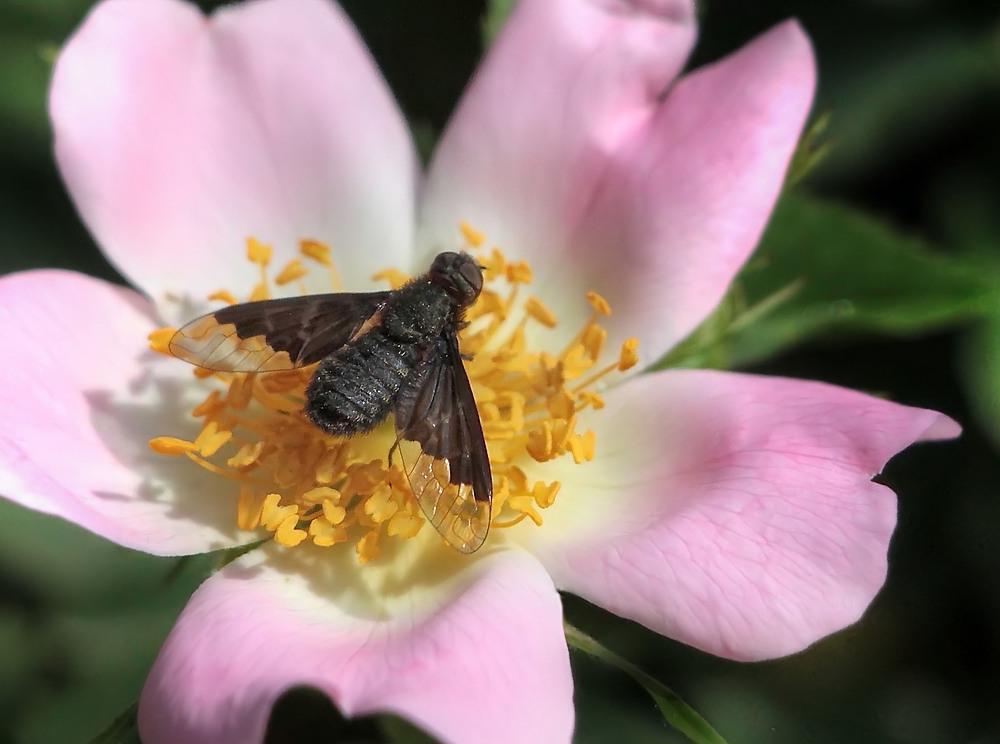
xmin=430 ymin=251 xmax=483 ymax=306
xmin=456 ymin=256 xmax=484 ymax=301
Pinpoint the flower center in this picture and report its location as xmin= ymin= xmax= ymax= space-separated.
xmin=148 ymin=224 xmax=638 ymax=562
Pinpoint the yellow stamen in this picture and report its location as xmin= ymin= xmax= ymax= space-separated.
xmin=322 ymin=500 xmax=347 ymax=524
xmin=299 ymin=239 xmax=331 ymax=266
xmin=237 ymin=486 xmax=264 ymax=530
xmin=191 ymin=390 xmax=225 ymax=419
xmin=149 ymin=227 xmax=638 ymax=560
xmin=356 ymin=530 xmax=380 ymax=563
xmin=207 ymin=290 xmax=239 ymax=306
xmin=260 ymin=493 xmax=295 ymax=530
xmin=226 ymin=374 xmax=254 ymax=410
xmin=570 ymin=338 xmax=641 ymax=394
xmin=506 ymin=261 xmax=532 ymax=284
xmin=532 ymin=481 xmax=561 ymax=508
xmin=148 ymin=327 xmax=176 ymax=356
xmin=524 ymin=296 xmax=557 ymax=328
xmin=248 ymin=282 xmax=270 ymax=302
xmin=567 ymin=431 xmax=596 ymax=464
xmin=227 ymin=441 xmax=264 ymax=468
xmin=587 ymin=291 xmax=611 ymax=316
xmin=246 ymin=237 xmax=272 ymax=267
xmin=300 ymin=239 xmax=342 ymax=291
xmin=148 ymin=436 xmax=197 ymax=456
xmin=459 ymin=221 xmax=485 ymax=248
xmin=363 ymin=484 xmax=398 ymax=523
xmin=194 ymin=421 xmax=231 ymax=456
xmin=275 ymin=514 xmax=308 ymax=547
xmin=582 ymin=325 xmax=606 ymax=360
xmin=372 ymin=268 xmax=410 ymax=290
xmin=618 ymin=338 xmax=640 ymax=371
xmin=577 ymin=391 xmax=605 ymax=410
xmin=478 ymin=248 xmax=506 ymax=279
xmin=506 ymin=495 xmax=543 ymax=526
xmin=274 ymin=259 xmax=309 ymax=286
xmin=309 ymin=517 xmax=346 ymax=547
xmin=387 ymin=507 xmax=423 ymax=539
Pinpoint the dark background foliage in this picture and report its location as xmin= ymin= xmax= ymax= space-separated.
xmin=0 ymin=0 xmax=998 ymax=742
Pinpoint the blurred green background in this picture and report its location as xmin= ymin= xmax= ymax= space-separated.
xmin=1 ymin=0 xmax=999 ymax=742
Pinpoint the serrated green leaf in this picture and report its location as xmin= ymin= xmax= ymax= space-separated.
xmin=565 ymin=623 xmax=728 ymax=744
xmin=659 ymin=193 xmax=998 ymax=370
xmin=88 ymin=702 xmax=141 ymax=744
xmin=722 ymin=194 xmax=997 ymax=366
xmin=738 ymin=195 xmax=994 ymax=350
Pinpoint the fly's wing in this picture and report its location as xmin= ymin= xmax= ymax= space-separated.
xmin=169 ymin=292 xmax=391 ymax=373
xmin=394 ymin=332 xmax=492 ymax=553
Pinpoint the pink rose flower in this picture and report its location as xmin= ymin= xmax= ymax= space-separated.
xmin=0 ymin=0 xmax=959 ymax=742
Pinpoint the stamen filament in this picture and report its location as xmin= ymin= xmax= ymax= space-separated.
xmin=558 ymin=309 xmax=600 ymax=360
xmin=183 ymin=452 xmax=275 ymax=486
xmin=570 ymin=344 xmax=638 ymax=394
xmin=491 ymin=513 xmax=530 ymax=529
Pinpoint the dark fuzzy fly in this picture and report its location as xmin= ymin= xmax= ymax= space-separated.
xmin=168 ymin=251 xmax=493 ymax=553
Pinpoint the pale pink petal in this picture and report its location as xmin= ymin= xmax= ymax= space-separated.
xmin=51 ymin=0 xmax=417 ymax=320
xmin=523 ymin=370 xmax=959 ymax=660
xmin=418 ymin=0 xmax=697 ymax=339
xmin=0 ymin=270 xmax=248 ymax=555
xmin=139 ymin=544 xmax=573 ymax=744
xmin=574 ymin=21 xmax=816 ymax=366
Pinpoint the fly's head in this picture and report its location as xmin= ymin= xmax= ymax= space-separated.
xmin=429 ymin=251 xmax=483 ymax=309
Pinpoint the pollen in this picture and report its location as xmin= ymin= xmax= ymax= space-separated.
xmin=149 ymin=232 xmax=636 ymax=561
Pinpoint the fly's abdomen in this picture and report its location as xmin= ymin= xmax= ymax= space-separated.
xmin=304 ymin=332 xmax=416 ymax=437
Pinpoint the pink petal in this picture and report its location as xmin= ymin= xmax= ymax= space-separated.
xmin=421 ymin=10 xmax=813 ymax=367
xmin=51 ymin=0 xmax=417 ymax=319
xmin=528 ymin=370 xmax=959 ymax=660
xmin=138 ymin=544 xmax=573 ymax=744
xmin=418 ymin=0 xmax=697 ymax=336
xmin=0 ymin=270 xmax=246 ymax=555
xmin=576 ymin=21 xmax=817 ymax=366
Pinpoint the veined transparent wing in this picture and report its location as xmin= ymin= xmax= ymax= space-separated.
xmin=394 ymin=333 xmax=492 ymax=553
xmin=169 ymin=291 xmax=390 ymax=373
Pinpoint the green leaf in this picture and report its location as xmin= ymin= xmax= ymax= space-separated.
xmin=663 ymin=194 xmax=998 ymax=369
xmin=88 ymin=702 xmax=141 ymax=744
xmin=0 ymin=0 xmax=93 ymax=153
xmin=564 ymin=623 xmax=728 ymax=744
xmin=214 ymin=537 xmax=269 ymax=570
xmin=784 ymin=111 xmax=834 ymax=189
xmin=813 ymin=29 xmax=997 ymax=184
xmin=735 ymin=194 xmax=996 ymax=363
xmin=961 ymin=313 xmax=1000 ymax=451
xmin=481 ymin=0 xmax=516 ymax=46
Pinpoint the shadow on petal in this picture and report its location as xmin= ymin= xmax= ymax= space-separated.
xmin=81 ymin=347 xmax=249 ymax=553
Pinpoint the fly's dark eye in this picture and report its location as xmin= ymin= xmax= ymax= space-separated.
xmin=429 ymin=251 xmax=482 ymax=306
xmin=458 ymin=258 xmax=483 ymax=297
